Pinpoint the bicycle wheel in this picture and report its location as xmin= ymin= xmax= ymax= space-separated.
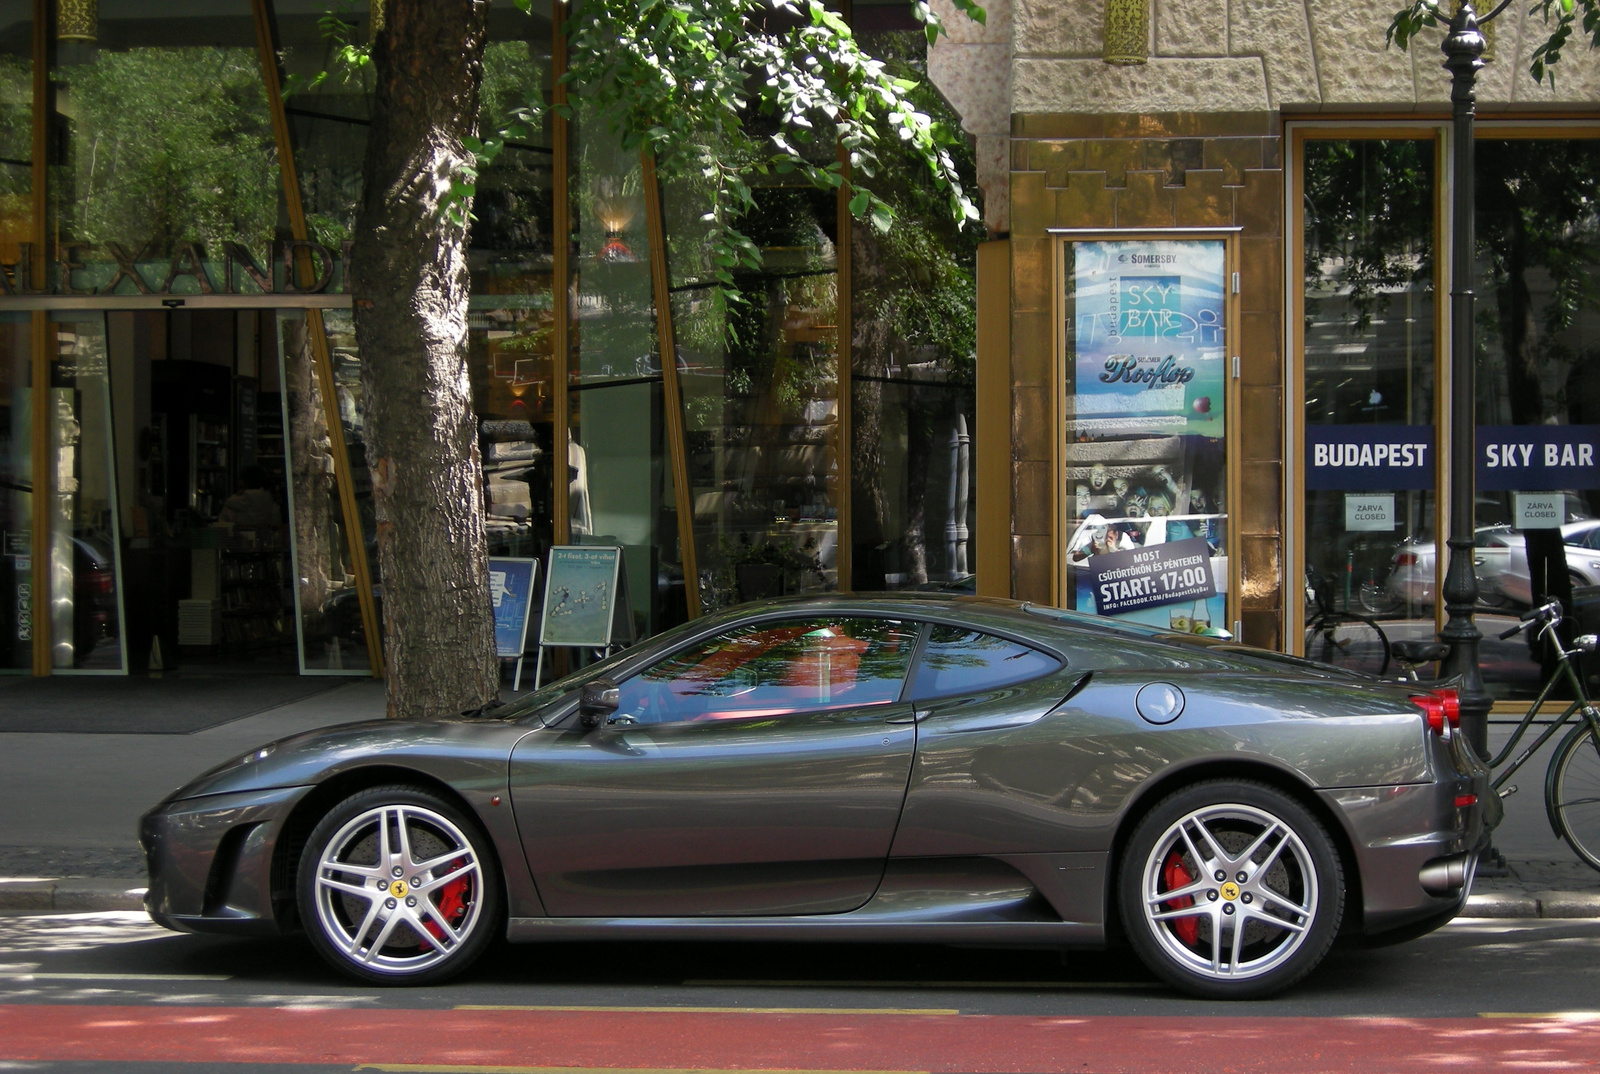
xmin=1549 ymin=719 xmax=1600 ymax=873
xmin=1305 ymin=614 xmax=1391 ymax=677
xmin=1359 ymin=581 xmax=1401 ymax=616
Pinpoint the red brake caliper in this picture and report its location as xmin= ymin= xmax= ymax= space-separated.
xmin=420 ymin=857 xmax=471 ymax=947
xmin=1161 ymin=850 xmax=1200 ymax=946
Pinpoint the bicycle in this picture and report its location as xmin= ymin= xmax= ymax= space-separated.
xmin=1304 ymin=568 xmax=1391 ymax=676
xmin=1427 ymin=600 xmax=1600 ymax=873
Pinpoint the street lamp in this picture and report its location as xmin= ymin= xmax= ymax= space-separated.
xmin=1438 ymin=0 xmax=1512 ymax=868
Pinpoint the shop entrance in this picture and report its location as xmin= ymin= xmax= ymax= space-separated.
xmin=0 ymin=306 xmax=380 ymax=678
xmin=113 ymin=309 xmax=296 ymax=675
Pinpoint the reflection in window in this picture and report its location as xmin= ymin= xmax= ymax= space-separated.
xmin=850 ymin=5 xmax=982 ymax=591
xmin=1301 ymin=138 xmax=1436 ymax=642
xmin=910 ymin=624 xmax=1057 ymax=700
xmin=568 ymin=88 xmax=680 ymax=637
xmin=1475 ymin=137 xmax=1600 ymax=699
xmin=662 ymin=133 xmax=841 ymax=611
xmin=49 ymin=314 xmax=125 ymax=671
xmin=614 ymin=618 xmax=917 ymax=724
xmin=50 ymin=1 xmax=277 ymax=292
xmin=0 ymin=313 xmax=27 ymax=670
xmin=278 ymin=311 xmax=372 ymax=673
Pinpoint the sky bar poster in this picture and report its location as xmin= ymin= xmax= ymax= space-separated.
xmin=1063 ymin=237 xmax=1229 ymax=632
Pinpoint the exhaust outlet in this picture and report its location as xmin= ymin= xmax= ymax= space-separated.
xmin=1419 ymin=853 xmax=1473 ymax=897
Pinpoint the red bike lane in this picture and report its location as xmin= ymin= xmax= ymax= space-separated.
xmin=1 ymin=1004 xmax=1596 ymax=1072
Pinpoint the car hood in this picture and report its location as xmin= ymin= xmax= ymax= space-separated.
xmin=157 ymin=717 xmax=538 ymax=804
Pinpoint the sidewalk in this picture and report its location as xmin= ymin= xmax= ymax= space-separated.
xmin=0 ymin=673 xmax=389 ymax=913
xmin=0 ymin=681 xmax=1595 ymax=918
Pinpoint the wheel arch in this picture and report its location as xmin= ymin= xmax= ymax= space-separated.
xmin=268 ymin=764 xmax=501 ymax=932
xmin=1105 ymin=759 xmax=1365 ymax=940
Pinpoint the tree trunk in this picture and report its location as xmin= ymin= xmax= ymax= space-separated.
xmin=351 ymin=0 xmax=497 ymax=719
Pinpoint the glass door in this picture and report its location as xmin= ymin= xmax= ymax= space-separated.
xmin=1058 ymin=234 xmax=1234 ymax=635
xmin=47 ymin=312 xmax=127 ymax=672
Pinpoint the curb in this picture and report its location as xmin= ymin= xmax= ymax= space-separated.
xmin=1464 ymin=889 xmax=1600 ymax=919
xmin=0 ymin=879 xmax=147 ymax=915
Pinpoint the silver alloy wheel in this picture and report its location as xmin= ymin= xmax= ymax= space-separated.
xmin=311 ymin=803 xmax=485 ymax=976
xmin=1139 ymin=802 xmax=1319 ymax=982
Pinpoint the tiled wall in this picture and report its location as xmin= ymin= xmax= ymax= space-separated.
xmin=1007 ymin=111 xmax=1284 ymax=650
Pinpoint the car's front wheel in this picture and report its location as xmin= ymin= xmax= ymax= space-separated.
xmin=1118 ymin=780 xmax=1344 ymax=999
xmin=296 ymin=785 xmax=501 ymax=985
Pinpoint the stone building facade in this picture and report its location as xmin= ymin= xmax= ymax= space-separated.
xmin=934 ymin=1 xmax=1600 ymax=696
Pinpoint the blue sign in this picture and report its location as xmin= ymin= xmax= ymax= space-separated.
xmin=1305 ymin=425 xmax=1435 ymax=490
xmin=1086 ymin=537 xmax=1217 ymax=615
xmin=488 ymin=557 xmax=538 ymax=658
xmin=1477 ymin=425 xmax=1600 ymax=491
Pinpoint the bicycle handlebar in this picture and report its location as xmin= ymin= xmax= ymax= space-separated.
xmin=1499 ymin=600 xmax=1564 ymax=639
xmin=1522 ymin=601 xmax=1560 ymax=623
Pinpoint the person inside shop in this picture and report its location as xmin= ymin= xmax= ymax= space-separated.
xmin=219 ymin=465 xmax=282 ymax=528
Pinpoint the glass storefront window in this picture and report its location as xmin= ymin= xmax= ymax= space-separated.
xmin=48 ymin=313 xmax=125 ymax=671
xmin=1474 ymin=136 xmax=1600 ymax=699
xmin=0 ymin=0 xmax=29 ymax=273
xmin=662 ymin=149 xmax=841 ymax=611
xmin=568 ymin=93 xmax=680 ymax=636
xmin=49 ymin=1 xmax=278 ymax=294
xmin=277 ymin=310 xmax=372 ymax=673
xmin=850 ymin=3 xmax=980 ymax=592
xmin=0 ymin=312 xmax=29 ymax=670
xmin=1300 ymin=137 xmax=1437 ymax=676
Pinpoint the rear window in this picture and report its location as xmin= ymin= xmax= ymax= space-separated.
xmin=910 ymin=625 xmax=1061 ymax=700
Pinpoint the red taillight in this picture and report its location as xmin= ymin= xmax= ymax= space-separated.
xmin=1411 ymin=688 xmax=1461 ymax=735
xmin=1396 ymin=553 xmax=1419 ymax=566
xmin=1455 ymin=793 xmax=1478 ymax=808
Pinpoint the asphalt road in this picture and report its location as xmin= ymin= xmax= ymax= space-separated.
xmin=2 ymin=911 xmax=1600 ymax=1072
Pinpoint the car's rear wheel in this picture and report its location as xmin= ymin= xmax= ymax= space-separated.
xmin=1118 ymin=781 xmax=1344 ymax=999
xmin=296 ymin=785 xmax=501 ymax=985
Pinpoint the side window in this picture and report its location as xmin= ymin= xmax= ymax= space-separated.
xmin=910 ymin=625 xmax=1061 ymax=701
xmin=613 ymin=618 xmax=919 ymax=726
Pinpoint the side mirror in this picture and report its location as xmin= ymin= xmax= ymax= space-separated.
xmin=577 ymin=678 xmax=621 ymax=730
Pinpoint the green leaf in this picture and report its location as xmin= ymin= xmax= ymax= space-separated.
xmin=849 ymin=189 xmax=869 ymax=215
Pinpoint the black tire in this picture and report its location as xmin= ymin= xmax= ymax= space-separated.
xmin=1118 ymin=780 xmax=1345 ymax=999
xmin=1550 ymin=721 xmax=1600 ymax=874
xmin=296 ymin=784 xmax=502 ymax=985
xmin=1306 ymin=614 xmax=1391 ymax=676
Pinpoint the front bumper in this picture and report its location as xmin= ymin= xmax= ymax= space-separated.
xmin=140 ymin=785 xmax=313 ymax=937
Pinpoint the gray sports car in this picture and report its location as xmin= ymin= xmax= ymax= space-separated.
xmin=141 ymin=595 xmax=1493 ymax=999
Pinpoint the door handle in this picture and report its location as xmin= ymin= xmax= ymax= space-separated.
xmin=885 ymin=710 xmax=917 ymax=724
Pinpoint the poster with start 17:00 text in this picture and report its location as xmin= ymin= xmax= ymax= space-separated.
xmin=1064 ymin=239 xmax=1229 ymax=633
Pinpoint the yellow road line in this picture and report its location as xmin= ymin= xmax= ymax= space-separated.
xmin=454 ymin=1004 xmax=956 ymax=1016
xmin=681 ymin=979 xmax=1159 ymax=990
xmin=0 ymin=971 xmax=233 ymax=981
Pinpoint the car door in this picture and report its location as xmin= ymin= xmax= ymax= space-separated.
xmin=890 ymin=623 xmax=1079 ymax=858
xmin=509 ymin=616 xmax=920 ymax=917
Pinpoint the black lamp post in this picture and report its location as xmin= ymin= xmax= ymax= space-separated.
xmin=1438 ymin=3 xmax=1491 ymax=763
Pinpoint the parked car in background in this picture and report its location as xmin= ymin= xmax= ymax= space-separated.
xmin=1375 ymin=521 xmax=1600 ymax=613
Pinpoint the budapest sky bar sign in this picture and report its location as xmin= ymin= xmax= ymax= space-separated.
xmin=1306 ymin=424 xmax=1600 ymax=491
xmin=0 ymin=240 xmax=351 ymax=296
